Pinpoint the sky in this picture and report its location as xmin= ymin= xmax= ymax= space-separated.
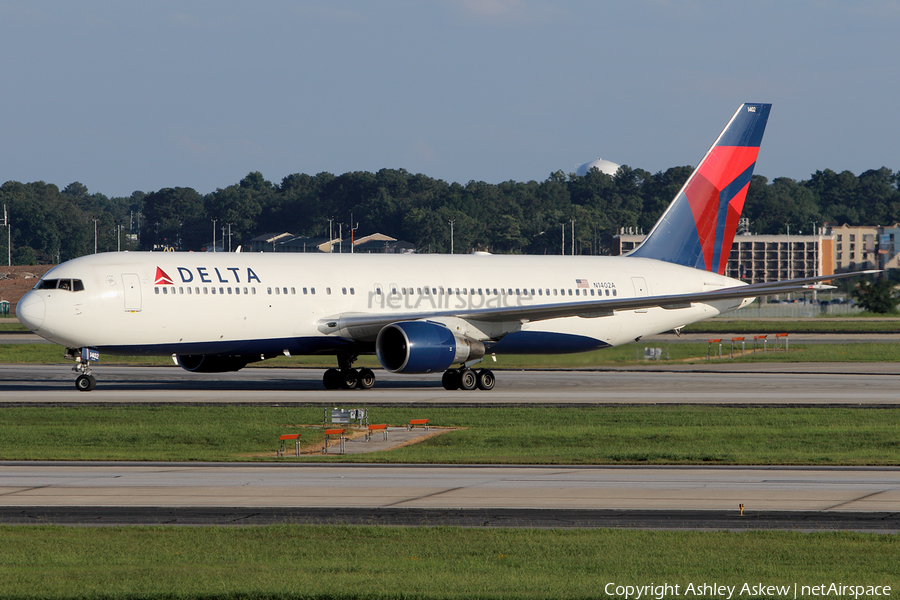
xmin=1 ymin=0 xmax=898 ymax=198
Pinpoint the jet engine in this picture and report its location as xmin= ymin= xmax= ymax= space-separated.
xmin=175 ymin=354 xmax=253 ymax=373
xmin=375 ymin=320 xmax=485 ymax=374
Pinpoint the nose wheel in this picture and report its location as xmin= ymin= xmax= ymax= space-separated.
xmin=75 ymin=374 xmax=97 ymax=392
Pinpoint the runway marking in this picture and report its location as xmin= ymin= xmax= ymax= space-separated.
xmin=383 ymin=486 xmax=468 ymax=508
xmin=0 ymin=485 xmax=51 ymax=498
xmin=823 ymin=488 xmax=896 ymax=511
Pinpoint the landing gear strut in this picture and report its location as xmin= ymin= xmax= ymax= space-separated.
xmin=323 ymin=353 xmax=376 ymax=390
xmin=442 ymin=367 xmax=495 ymax=391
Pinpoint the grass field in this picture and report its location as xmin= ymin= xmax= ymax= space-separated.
xmin=1 ymin=526 xmax=897 ymax=600
xmin=1 ymin=405 xmax=898 ymax=464
xmin=684 ymin=318 xmax=900 ymax=334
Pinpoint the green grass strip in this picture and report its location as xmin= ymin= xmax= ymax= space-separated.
xmin=0 ymin=526 xmax=896 ymax=599
xmin=1 ymin=406 xmax=898 ymax=464
xmin=685 ymin=319 xmax=900 ymax=333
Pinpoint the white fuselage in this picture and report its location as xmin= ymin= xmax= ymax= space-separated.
xmin=18 ymin=251 xmax=747 ymax=359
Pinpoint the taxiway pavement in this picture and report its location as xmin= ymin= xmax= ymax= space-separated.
xmin=1 ymin=463 xmax=898 ymax=531
xmin=1 ymin=363 xmax=898 ymax=404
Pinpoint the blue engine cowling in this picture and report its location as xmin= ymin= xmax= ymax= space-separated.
xmin=375 ymin=321 xmax=485 ymax=374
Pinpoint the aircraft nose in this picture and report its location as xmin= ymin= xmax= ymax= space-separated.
xmin=16 ymin=291 xmax=45 ymax=331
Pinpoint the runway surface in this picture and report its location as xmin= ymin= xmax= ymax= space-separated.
xmin=2 ymin=363 xmax=899 ymax=405
xmin=1 ymin=463 xmax=898 ymax=531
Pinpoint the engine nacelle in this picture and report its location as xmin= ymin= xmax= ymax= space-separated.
xmin=175 ymin=354 xmax=252 ymax=373
xmin=375 ymin=320 xmax=485 ymax=374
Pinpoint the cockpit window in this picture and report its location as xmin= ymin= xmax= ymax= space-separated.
xmin=35 ymin=279 xmax=84 ymax=292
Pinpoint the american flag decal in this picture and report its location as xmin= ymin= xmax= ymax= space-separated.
xmin=575 ymin=279 xmax=589 ymax=288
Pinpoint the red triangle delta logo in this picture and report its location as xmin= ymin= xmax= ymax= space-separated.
xmin=155 ymin=267 xmax=174 ymax=285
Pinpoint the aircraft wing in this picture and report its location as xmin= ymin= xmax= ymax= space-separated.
xmin=320 ymin=270 xmax=878 ymax=339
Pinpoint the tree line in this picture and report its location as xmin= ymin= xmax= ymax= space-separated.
xmin=0 ymin=165 xmax=898 ymax=265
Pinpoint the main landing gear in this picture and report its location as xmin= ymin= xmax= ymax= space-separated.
xmin=322 ymin=354 xmax=376 ymax=390
xmin=441 ymin=367 xmax=495 ymax=391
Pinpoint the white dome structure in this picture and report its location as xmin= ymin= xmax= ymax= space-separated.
xmin=575 ymin=158 xmax=620 ymax=177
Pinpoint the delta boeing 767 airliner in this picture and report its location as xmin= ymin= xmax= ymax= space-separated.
xmin=15 ymin=103 xmax=873 ymax=391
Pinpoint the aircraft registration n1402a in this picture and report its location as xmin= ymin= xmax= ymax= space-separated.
xmin=16 ymin=103 xmax=874 ymax=392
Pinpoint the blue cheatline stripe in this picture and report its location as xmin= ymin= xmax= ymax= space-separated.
xmin=97 ymin=336 xmax=363 ymax=357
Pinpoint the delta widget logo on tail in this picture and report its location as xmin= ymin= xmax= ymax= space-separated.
xmin=628 ymin=103 xmax=771 ymax=275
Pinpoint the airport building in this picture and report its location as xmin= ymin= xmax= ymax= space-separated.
xmin=613 ymin=232 xmax=835 ymax=283
xmin=616 ymin=223 xmax=900 ymax=281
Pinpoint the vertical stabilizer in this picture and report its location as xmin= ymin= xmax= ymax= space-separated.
xmin=629 ymin=103 xmax=771 ymax=273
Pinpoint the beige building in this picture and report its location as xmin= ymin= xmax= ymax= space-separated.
xmin=823 ymin=224 xmax=880 ymax=272
xmin=614 ymin=233 xmax=835 ymax=283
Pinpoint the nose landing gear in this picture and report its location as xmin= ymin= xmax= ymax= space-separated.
xmin=66 ymin=347 xmax=99 ymax=392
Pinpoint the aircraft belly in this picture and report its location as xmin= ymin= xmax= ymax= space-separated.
xmin=96 ymin=336 xmax=359 ymax=357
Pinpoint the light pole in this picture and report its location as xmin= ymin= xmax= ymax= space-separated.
xmin=327 ymin=217 xmax=335 ymax=253
xmin=211 ymin=218 xmax=217 ymax=252
xmin=1 ymin=205 xmax=9 ymax=266
xmin=350 ymin=216 xmax=359 ymax=254
xmin=92 ymin=218 xmax=98 ymax=254
xmin=571 ymin=219 xmax=576 ymax=256
xmin=786 ymin=224 xmax=792 ymax=280
xmin=449 ymin=219 xmax=455 ymax=254
xmin=561 ymin=223 xmax=565 ymax=255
